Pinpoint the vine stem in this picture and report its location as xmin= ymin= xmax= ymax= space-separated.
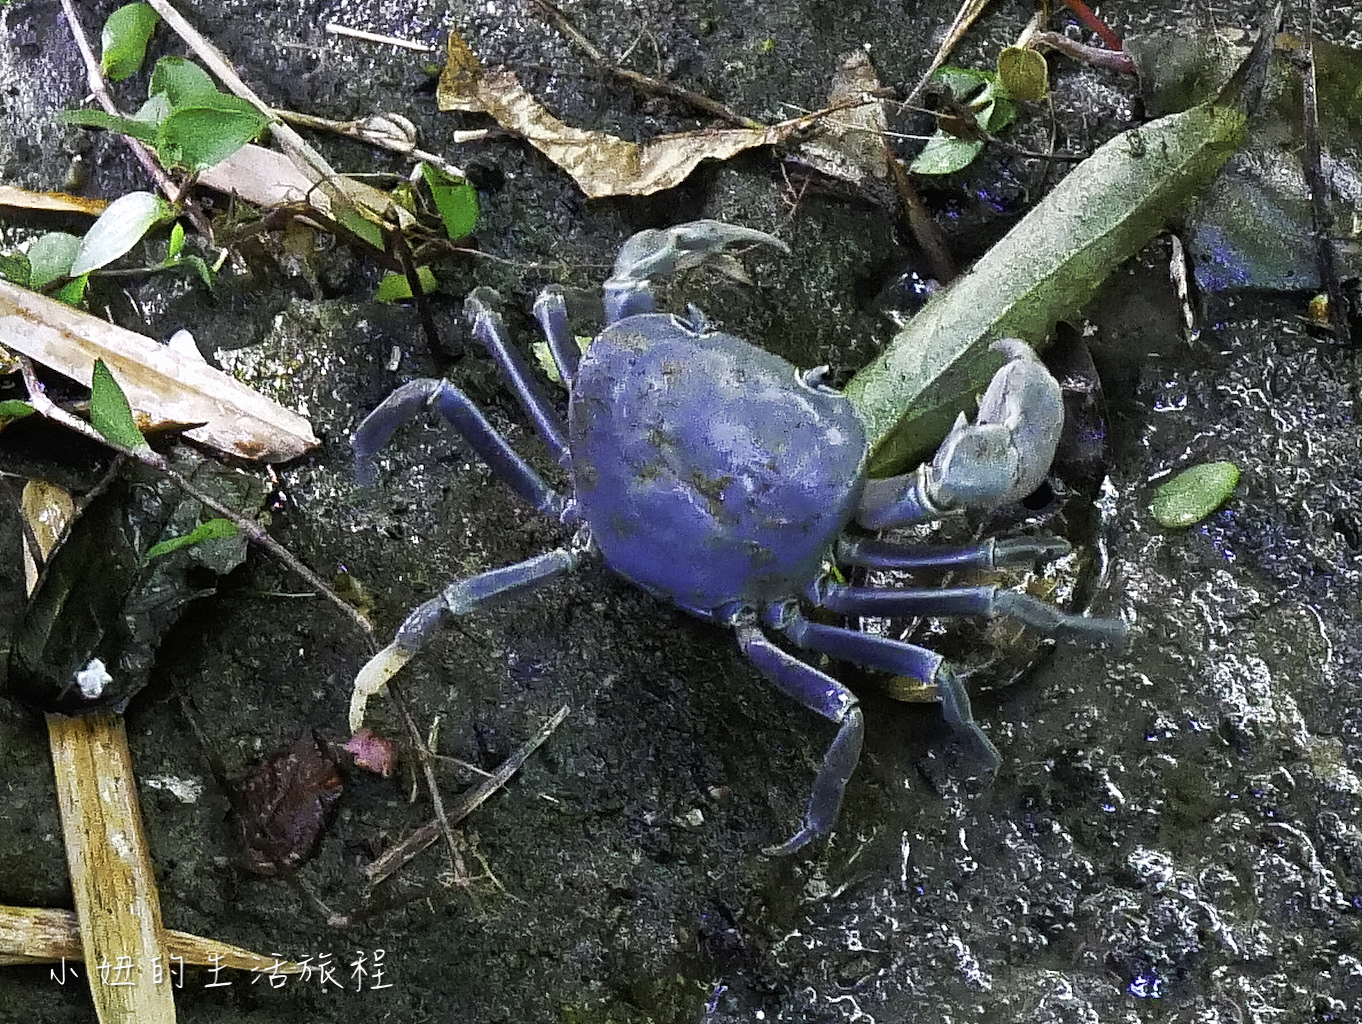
xmin=58 ymin=0 xmax=213 ymax=239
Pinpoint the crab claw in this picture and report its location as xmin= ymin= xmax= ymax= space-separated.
xmin=926 ymin=339 xmax=1064 ymax=511
xmin=604 ymin=220 xmax=790 ymax=323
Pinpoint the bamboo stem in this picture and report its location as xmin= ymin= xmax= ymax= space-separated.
xmin=48 ymin=712 xmax=177 ymax=1024
xmin=0 ymin=905 xmax=304 ymax=973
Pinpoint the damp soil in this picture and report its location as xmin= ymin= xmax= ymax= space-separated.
xmin=3 ymin=1 xmax=1362 ymax=1022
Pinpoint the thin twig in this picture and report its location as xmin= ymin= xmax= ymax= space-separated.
xmin=388 ymin=684 xmax=468 ymax=885
xmin=274 ymin=108 xmax=489 ymax=177
xmin=1032 ymin=30 xmax=1136 ymax=75
xmin=19 ymin=358 xmax=376 ymax=646
xmin=530 ymin=0 xmax=764 ymax=129
xmin=144 ymin=0 xmax=348 ymax=191
xmin=365 ymin=705 xmax=570 ymax=885
xmin=1296 ymin=2 xmax=1350 ymax=346
xmin=385 ymin=223 xmax=444 ymax=358
xmin=1058 ymin=0 xmax=1124 ymax=53
xmin=886 ymin=149 xmax=956 ymax=285
xmin=903 ymin=0 xmax=993 ymax=108
xmin=58 ymin=0 xmax=214 ymax=240
xmin=325 ymin=22 xmax=436 ymax=53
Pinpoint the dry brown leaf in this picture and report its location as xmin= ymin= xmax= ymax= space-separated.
xmin=20 ymin=479 xmax=76 ymax=595
xmin=0 ymin=278 xmax=318 ymax=462
xmin=198 ymin=143 xmax=329 ymax=214
xmin=198 ymin=143 xmax=400 ymax=250
xmin=0 ymin=186 xmax=109 ymax=217
xmin=437 ymin=31 xmax=819 ymax=199
xmin=796 ymin=50 xmax=891 ymax=184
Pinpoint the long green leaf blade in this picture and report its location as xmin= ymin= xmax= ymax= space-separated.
xmin=145 ymin=517 xmax=238 ymax=561
xmin=844 ymin=98 xmax=1246 ymax=476
xmin=58 ymin=108 xmax=161 ymax=145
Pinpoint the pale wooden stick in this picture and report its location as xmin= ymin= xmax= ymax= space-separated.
xmin=0 ymin=905 xmax=304 ymax=973
xmin=325 ymin=22 xmax=436 ymax=52
xmin=48 ymin=712 xmax=176 ymax=1024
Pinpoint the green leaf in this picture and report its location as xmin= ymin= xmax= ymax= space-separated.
xmin=155 ymin=100 xmax=268 ymax=172
xmin=132 ymin=92 xmax=172 ymax=125
xmin=166 ymin=221 xmax=185 ymax=259
xmin=100 ymin=3 xmax=160 ymax=82
xmin=59 ymin=107 xmax=161 ymax=145
xmin=331 ymin=198 xmax=386 ymax=250
xmin=0 ymin=400 xmax=35 ymax=424
xmin=0 ymin=251 xmax=32 ymax=287
xmin=375 ymin=266 xmax=438 ymax=302
xmin=909 ymin=133 xmax=983 ymax=175
xmin=26 ymin=232 xmax=81 ymax=289
xmin=419 ymin=163 xmax=479 ymax=240
xmin=54 ymin=273 xmax=90 ymax=307
xmin=89 ymin=359 xmax=150 ymax=451
xmin=532 ymin=335 xmax=591 ymax=386
xmin=978 ymin=94 xmax=1016 ymax=133
xmin=71 ymin=191 xmax=169 ymax=276
xmin=175 ymin=254 xmax=215 ymax=290
xmin=844 ymin=98 xmax=1247 ymax=476
xmin=998 ymin=46 xmax=1048 ymax=102
xmin=531 ymin=341 xmax=557 ymax=383
xmin=145 ymin=517 xmax=239 ymax=561
xmin=933 ymin=66 xmax=991 ymax=101
xmin=148 ymin=56 xmax=219 ymax=107
xmin=1152 ymin=461 xmax=1240 ymax=528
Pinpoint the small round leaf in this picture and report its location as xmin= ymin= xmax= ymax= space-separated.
xmin=998 ymin=46 xmax=1049 ymax=102
xmin=1152 ymin=461 xmax=1240 ymax=528
xmin=149 ymin=56 xmax=219 ymax=107
xmin=419 ymin=163 xmax=479 ymax=240
xmin=101 ymin=3 xmax=160 ymax=82
xmin=155 ymin=101 xmax=268 ymax=172
xmin=26 ymin=232 xmax=82 ymax=289
xmin=910 ymin=133 xmax=984 ymax=175
xmin=375 ymin=266 xmax=438 ymax=302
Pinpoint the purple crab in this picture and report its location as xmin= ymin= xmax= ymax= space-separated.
xmin=352 ymin=221 xmax=1127 ymax=855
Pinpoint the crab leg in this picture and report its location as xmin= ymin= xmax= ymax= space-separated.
xmin=532 ymin=286 xmax=580 ymax=390
xmin=603 ymin=220 xmax=790 ymax=323
xmin=350 ymin=547 xmax=587 ymax=731
xmin=464 ymin=288 xmax=571 ymax=465
xmin=836 ymin=534 xmax=1072 ymax=572
xmin=772 ymin=608 xmax=1001 ymax=771
xmin=353 ymin=378 xmax=568 ymax=519
xmin=856 ymin=339 xmax=1064 ymax=529
xmin=816 ymin=582 xmax=1129 ymax=647
xmin=735 ymin=625 xmax=863 ymax=857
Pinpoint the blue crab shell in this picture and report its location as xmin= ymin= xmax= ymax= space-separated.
xmin=568 ymin=313 xmax=868 ymax=617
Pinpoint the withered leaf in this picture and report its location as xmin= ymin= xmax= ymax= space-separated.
xmin=437 ymin=31 xmax=821 ymax=199
xmin=234 ymin=731 xmax=342 ymax=877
